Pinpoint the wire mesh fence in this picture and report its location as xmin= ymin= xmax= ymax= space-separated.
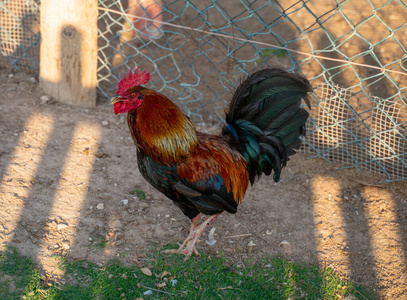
xmin=0 ymin=0 xmax=40 ymax=73
xmin=1 ymin=0 xmax=406 ymax=182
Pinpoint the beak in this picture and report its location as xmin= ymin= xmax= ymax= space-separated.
xmin=110 ymin=96 xmax=123 ymax=105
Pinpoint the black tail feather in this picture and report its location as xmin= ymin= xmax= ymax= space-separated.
xmin=223 ymin=68 xmax=311 ymax=183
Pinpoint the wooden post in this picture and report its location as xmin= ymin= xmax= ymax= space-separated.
xmin=40 ymin=0 xmax=98 ymax=107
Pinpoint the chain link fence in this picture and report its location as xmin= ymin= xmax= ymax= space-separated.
xmin=0 ymin=0 xmax=40 ymax=73
xmin=1 ymin=0 xmax=406 ymax=182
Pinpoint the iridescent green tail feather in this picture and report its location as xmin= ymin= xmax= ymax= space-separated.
xmin=223 ymin=68 xmax=312 ymax=184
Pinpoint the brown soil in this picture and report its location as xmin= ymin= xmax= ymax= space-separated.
xmin=1 ymin=69 xmax=407 ymax=299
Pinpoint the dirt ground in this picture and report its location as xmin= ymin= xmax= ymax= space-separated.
xmin=1 ymin=68 xmax=407 ymax=299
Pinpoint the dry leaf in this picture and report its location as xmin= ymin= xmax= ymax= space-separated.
xmin=95 ymin=153 xmax=108 ymax=158
xmin=141 ymin=267 xmax=152 ymax=276
xmin=156 ymin=282 xmax=167 ymax=288
xmin=121 ymin=273 xmax=127 ymax=279
xmin=159 ymin=271 xmax=171 ymax=278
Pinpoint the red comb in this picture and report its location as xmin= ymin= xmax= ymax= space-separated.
xmin=116 ymin=67 xmax=150 ymax=95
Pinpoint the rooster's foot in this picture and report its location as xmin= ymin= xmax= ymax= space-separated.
xmin=163 ymin=240 xmax=200 ymax=261
xmin=163 ymin=213 xmax=220 ymax=261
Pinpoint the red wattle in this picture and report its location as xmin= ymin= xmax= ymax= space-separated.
xmin=113 ymin=100 xmax=142 ymax=115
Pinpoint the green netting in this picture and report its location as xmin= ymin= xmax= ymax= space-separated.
xmin=1 ymin=0 xmax=406 ymax=182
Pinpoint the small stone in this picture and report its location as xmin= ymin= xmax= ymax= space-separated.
xmin=40 ymin=95 xmax=50 ymax=104
xmin=101 ymin=120 xmax=109 ymax=126
xmin=266 ymin=230 xmax=272 ymax=235
xmin=143 ymin=290 xmax=153 ymax=295
xmin=8 ymin=73 xmax=13 ymax=78
xmin=62 ymin=243 xmax=70 ymax=250
xmin=120 ymin=199 xmax=129 ymax=206
xmin=57 ymin=223 xmax=69 ymax=230
xmin=96 ymin=203 xmax=104 ymax=210
xmin=248 ymin=241 xmax=256 ymax=247
xmin=279 ymin=240 xmax=290 ymax=246
xmin=29 ymin=77 xmax=36 ymax=83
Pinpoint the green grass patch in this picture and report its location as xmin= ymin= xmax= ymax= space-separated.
xmin=0 ymin=247 xmax=45 ymax=299
xmin=0 ymin=245 xmax=375 ymax=299
xmin=88 ymin=234 xmax=108 ymax=250
xmin=129 ymin=188 xmax=146 ymax=200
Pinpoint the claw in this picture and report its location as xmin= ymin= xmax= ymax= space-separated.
xmin=163 ymin=242 xmax=200 ymax=261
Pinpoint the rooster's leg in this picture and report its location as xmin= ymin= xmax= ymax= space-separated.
xmin=163 ymin=213 xmax=200 ymax=256
xmin=164 ymin=213 xmax=220 ymax=260
xmin=190 ymin=213 xmax=201 ymax=231
xmin=176 ymin=213 xmax=201 ymax=249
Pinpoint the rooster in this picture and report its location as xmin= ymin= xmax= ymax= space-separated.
xmin=111 ymin=67 xmax=311 ymax=260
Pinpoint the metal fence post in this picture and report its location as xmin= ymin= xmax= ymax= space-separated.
xmin=39 ymin=0 xmax=98 ymax=107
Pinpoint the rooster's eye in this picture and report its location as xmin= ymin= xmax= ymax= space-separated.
xmin=130 ymin=93 xmax=137 ymax=98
